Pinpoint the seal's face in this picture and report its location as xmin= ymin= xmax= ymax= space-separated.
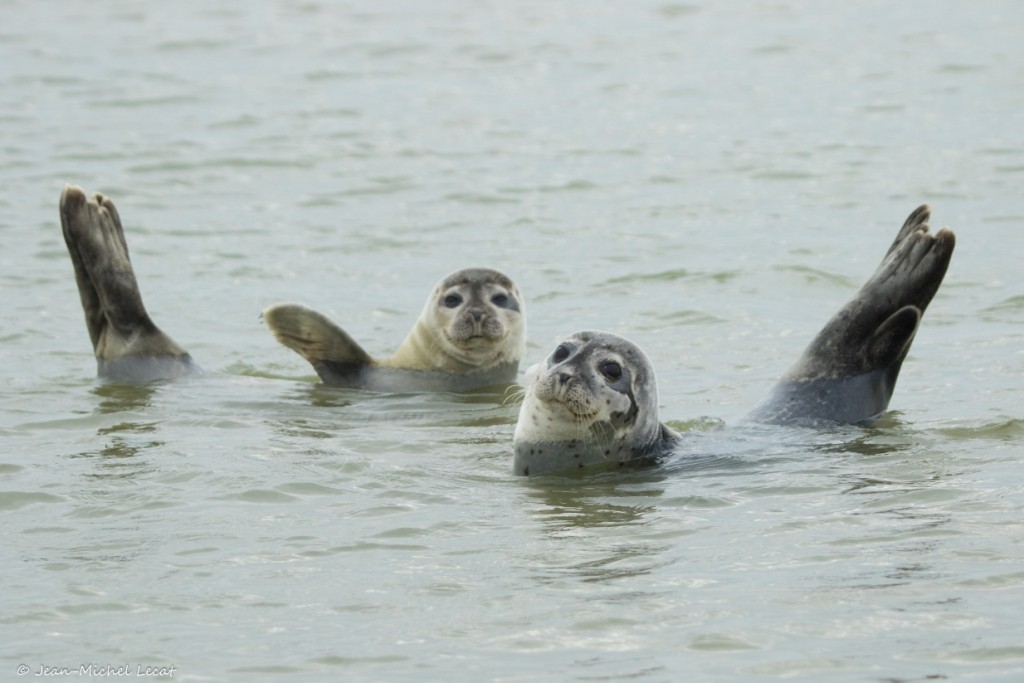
xmin=429 ymin=268 xmax=526 ymax=367
xmin=514 ymin=331 xmax=658 ymax=444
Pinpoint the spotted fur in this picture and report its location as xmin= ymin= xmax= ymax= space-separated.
xmin=512 ymin=331 xmax=679 ymax=476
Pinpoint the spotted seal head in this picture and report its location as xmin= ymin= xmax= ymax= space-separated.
xmin=512 ymin=330 xmax=680 ymax=476
xmin=264 ymin=268 xmax=527 ymax=392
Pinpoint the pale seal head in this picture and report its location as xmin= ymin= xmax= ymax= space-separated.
xmin=512 ymin=330 xmax=678 ymax=476
xmin=390 ymin=268 xmax=527 ymax=373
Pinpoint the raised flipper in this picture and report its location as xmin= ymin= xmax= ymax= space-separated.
xmin=749 ymin=205 xmax=956 ymax=424
xmin=60 ymin=185 xmax=197 ymax=381
xmin=262 ymin=303 xmax=375 ymax=385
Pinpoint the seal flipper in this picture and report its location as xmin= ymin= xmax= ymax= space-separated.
xmin=60 ymin=185 xmax=196 ymax=381
xmin=866 ymin=305 xmax=921 ymax=372
xmin=749 ymin=205 xmax=955 ymax=425
xmin=262 ymin=304 xmax=375 ymax=384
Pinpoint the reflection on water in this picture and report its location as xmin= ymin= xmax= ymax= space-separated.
xmin=90 ymin=434 xmax=164 ymax=463
xmin=301 ymin=380 xmax=514 ymax=410
xmin=267 ymin=382 xmax=519 ymax=443
xmin=525 ymin=471 xmax=667 ymax=531
xmin=91 ymin=382 xmax=158 ymax=414
xmin=937 ymin=417 xmax=1024 ymax=441
xmin=563 ymin=542 xmax=673 ymax=584
xmin=303 ymin=383 xmax=357 ymax=410
xmin=522 ymin=471 xmax=669 ymax=584
xmin=815 ymin=428 xmax=918 ymax=458
xmin=85 ymin=383 xmax=166 ymax=465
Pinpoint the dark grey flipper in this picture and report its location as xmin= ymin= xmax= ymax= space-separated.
xmin=60 ymin=185 xmax=198 ymax=381
xmin=748 ymin=205 xmax=956 ymax=424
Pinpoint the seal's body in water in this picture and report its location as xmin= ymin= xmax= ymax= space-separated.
xmin=59 ymin=186 xmax=956 ymax=475
xmin=263 ymin=268 xmax=526 ymax=392
xmin=513 ymin=206 xmax=955 ymax=476
xmin=59 ymin=185 xmax=525 ymax=391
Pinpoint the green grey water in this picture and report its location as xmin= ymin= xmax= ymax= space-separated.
xmin=2 ymin=1 xmax=1023 ymax=680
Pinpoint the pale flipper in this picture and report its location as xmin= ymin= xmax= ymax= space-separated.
xmin=60 ymin=185 xmax=198 ymax=381
xmin=262 ymin=303 xmax=374 ymax=384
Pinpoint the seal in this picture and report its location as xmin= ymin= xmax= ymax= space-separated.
xmin=60 ymin=185 xmax=198 ymax=382
xmin=59 ymin=185 xmax=526 ymax=392
xmin=262 ymin=269 xmax=527 ymax=392
xmin=513 ymin=205 xmax=956 ymax=475
xmin=512 ymin=330 xmax=680 ymax=476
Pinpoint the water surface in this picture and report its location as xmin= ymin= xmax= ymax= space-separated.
xmin=2 ymin=1 xmax=1023 ymax=681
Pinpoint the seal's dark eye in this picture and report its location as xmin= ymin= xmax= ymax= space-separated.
xmin=443 ymin=293 xmax=463 ymax=308
xmin=600 ymin=361 xmax=622 ymax=381
xmin=552 ymin=345 xmax=570 ymax=363
xmin=491 ymin=293 xmax=510 ymax=307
